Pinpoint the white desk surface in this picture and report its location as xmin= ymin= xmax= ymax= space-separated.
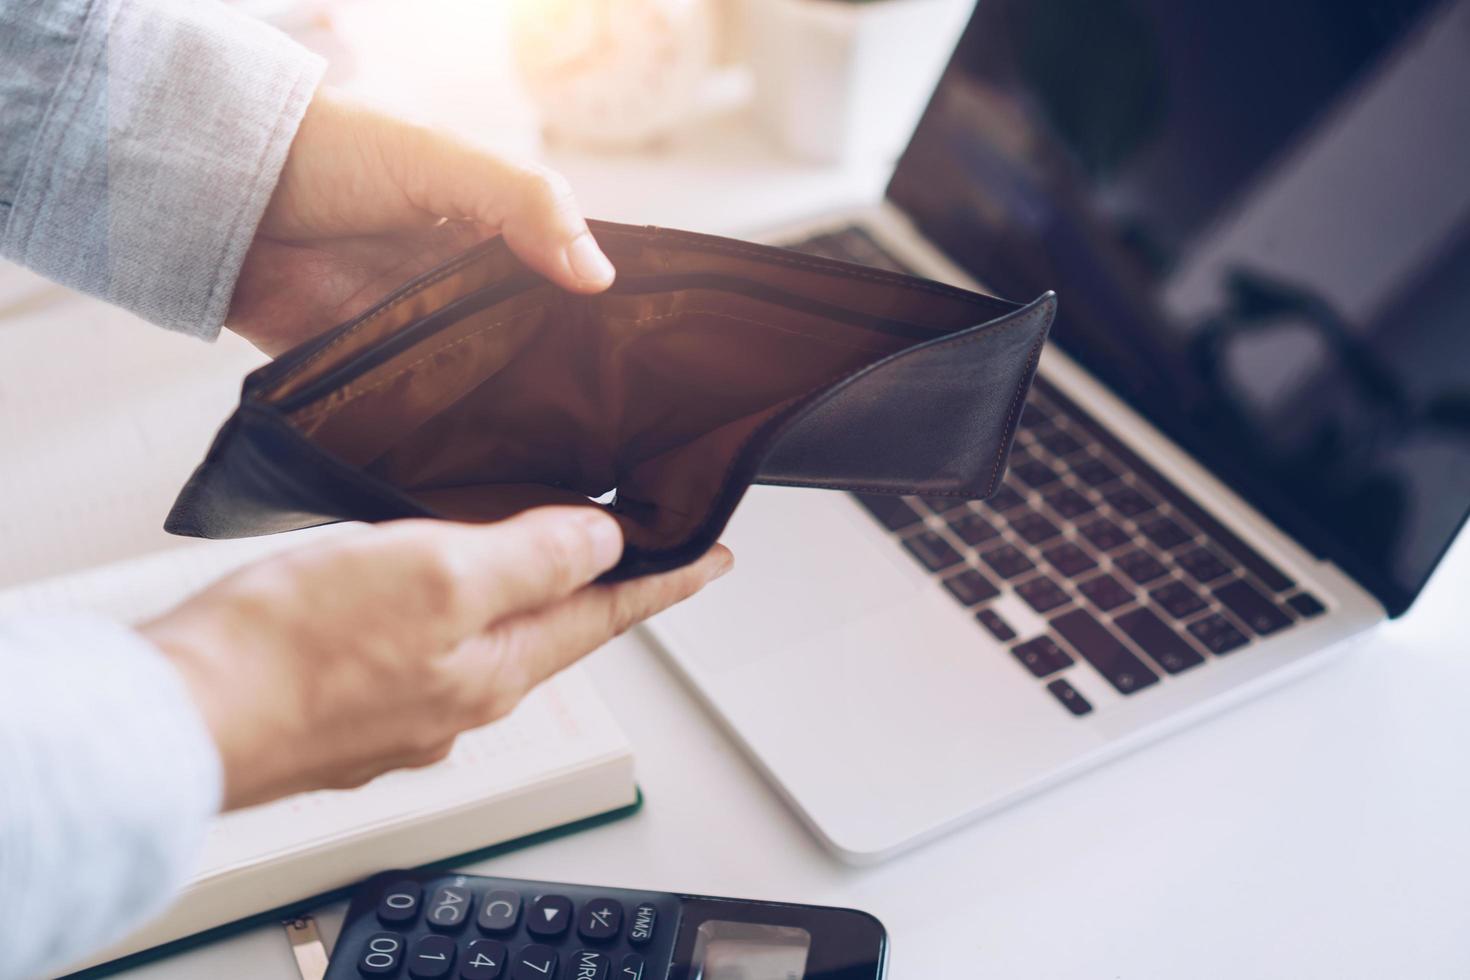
xmin=2 ymin=108 xmax=1467 ymax=980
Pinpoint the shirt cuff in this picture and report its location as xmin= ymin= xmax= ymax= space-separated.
xmin=1 ymin=0 xmax=325 ymax=339
xmin=0 ymin=612 xmax=223 ymax=978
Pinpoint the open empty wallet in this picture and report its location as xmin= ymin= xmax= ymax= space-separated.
xmin=166 ymin=221 xmax=1056 ymax=579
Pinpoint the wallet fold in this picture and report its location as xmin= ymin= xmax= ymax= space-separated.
xmin=167 ymin=221 xmax=1055 ymax=578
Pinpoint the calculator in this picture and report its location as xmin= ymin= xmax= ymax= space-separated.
xmin=327 ymin=869 xmax=887 ymax=979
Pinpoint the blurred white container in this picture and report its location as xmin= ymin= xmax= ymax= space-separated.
xmin=744 ymin=0 xmax=973 ymax=165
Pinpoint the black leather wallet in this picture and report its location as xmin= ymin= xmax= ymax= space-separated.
xmin=167 ymin=221 xmax=1055 ymax=579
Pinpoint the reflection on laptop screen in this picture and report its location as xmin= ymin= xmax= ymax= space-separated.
xmin=889 ymin=0 xmax=1470 ymax=614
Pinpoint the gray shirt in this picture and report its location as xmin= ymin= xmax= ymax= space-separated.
xmin=0 ymin=1 xmax=323 ymax=975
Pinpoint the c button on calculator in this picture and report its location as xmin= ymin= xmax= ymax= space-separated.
xmin=526 ymin=895 xmax=572 ymax=939
xmin=477 ymin=890 xmax=520 ymax=934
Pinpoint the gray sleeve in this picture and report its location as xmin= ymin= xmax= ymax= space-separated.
xmin=0 ymin=0 xmax=325 ymax=339
xmin=0 ymin=613 xmax=223 ymax=980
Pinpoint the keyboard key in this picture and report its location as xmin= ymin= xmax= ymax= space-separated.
xmin=1104 ymin=485 xmax=1156 ymax=518
xmin=426 ymin=886 xmax=473 ymax=932
xmin=1011 ymin=456 xmax=1061 ymax=489
xmin=918 ymin=495 xmax=966 ymax=515
xmin=628 ymin=904 xmax=657 ymax=945
xmin=1035 ymin=379 xmax=1299 ymax=593
xmin=359 ymin=933 xmax=405 ymax=976
xmin=1287 ymin=592 xmax=1326 ymax=618
xmin=948 ymin=510 xmax=1000 ymax=545
xmin=1009 ymin=509 xmax=1062 ymax=545
xmin=1037 ymin=428 xmax=1085 ymax=458
xmin=477 ymin=891 xmax=521 ymax=934
xmin=619 ymin=954 xmax=647 ymax=980
xmin=1073 ymin=455 xmax=1121 ymax=487
xmin=943 ymin=568 xmax=1000 ymax=606
xmin=376 ymin=881 xmax=421 ymax=926
xmin=567 ymin=950 xmax=611 ymax=980
xmin=1046 ymin=677 xmax=1094 ymax=716
xmin=1214 ymin=579 xmax=1294 ymax=635
xmin=1051 ymin=609 xmax=1160 ymax=694
xmin=1150 ymin=580 xmax=1208 ymax=619
xmin=1176 ymin=546 xmax=1232 ymax=584
xmin=853 ymin=493 xmax=922 ymax=531
xmin=1188 ymin=613 xmax=1250 ymax=654
xmin=1138 ymin=515 xmax=1193 ymax=551
xmin=985 ymin=482 xmax=1029 ymax=511
xmin=511 ymin=945 xmax=559 ymax=980
xmin=976 ymin=608 xmax=1017 ymax=641
xmin=527 ymin=895 xmax=573 ymax=939
xmin=980 ymin=543 xmax=1034 ymax=579
xmin=578 ymin=899 xmax=622 ymax=942
xmin=1016 ymin=575 xmax=1071 ymax=613
xmin=1042 ymin=486 xmax=1095 ymax=519
xmin=462 ymin=940 xmax=507 ymax=980
xmin=1011 ymin=636 xmax=1074 ymax=677
xmin=1115 ymin=549 xmax=1168 ymax=585
xmin=1078 ymin=517 xmax=1131 ymax=552
xmin=903 ymin=530 xmax=963 ymax=572
xmin=408 ymin=935 xmax=456 ymax=978
xmin=1042 ymin=541 xmax=1097 ymax=578
xmin=1078 ymin=573 xmax=1134 ymax=612
xmin=1115 ymin=607 xmax=1205 ymax=674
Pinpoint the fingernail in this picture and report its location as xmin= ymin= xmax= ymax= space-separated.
xmin=579 ymin=510 xmax=624 ymax=569
xmin=566 ymin=232 xmax=615 ymax=286
xmin=706 ymin=550 xmax=734 ymax=582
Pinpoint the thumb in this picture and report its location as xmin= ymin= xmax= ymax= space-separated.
xmin=400 ymin=131 xmax=615 ymax=293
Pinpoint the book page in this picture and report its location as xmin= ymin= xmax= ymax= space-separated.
xmin=0 ymin=535 xmax=632 ymax=882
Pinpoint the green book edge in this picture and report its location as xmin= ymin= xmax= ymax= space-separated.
xmin=60 ymin=788 xmax=646 ymax=979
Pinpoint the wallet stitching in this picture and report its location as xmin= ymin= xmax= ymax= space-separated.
xmin=270 ymin=244 xmax=500 ymax=396
xmin=293 ymin=306 xmax=545 ymax=423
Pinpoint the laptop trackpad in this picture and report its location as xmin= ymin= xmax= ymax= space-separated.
xmin=652 ymin=486 xmax=923 ymax=675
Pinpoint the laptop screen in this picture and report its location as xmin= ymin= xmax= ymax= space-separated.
xmin=888 ymin=0 xmax=1470 ymax=615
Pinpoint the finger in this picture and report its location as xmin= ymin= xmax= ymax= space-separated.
xmin=371 ymin=506 xmax=626 ymax=634
xmin=454 ymin=545 xmax=734 ymax=714
xmin=400 ymin=132 xmax=614 ymax=293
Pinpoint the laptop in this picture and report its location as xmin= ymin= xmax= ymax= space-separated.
xmin=647 ymin=0 xmax=1470 ymax=863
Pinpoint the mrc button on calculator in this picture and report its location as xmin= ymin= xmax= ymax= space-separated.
xmin=328 ymin=870 xmax=887 ymax=979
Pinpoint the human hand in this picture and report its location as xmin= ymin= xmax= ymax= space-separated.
xmin=228 ymin=88 xmax=614 ymax=356
xmin=140 ymin=509 xmax=730 ymax=810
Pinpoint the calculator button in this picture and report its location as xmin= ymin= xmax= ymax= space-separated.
xmin=377 ymin=881 xmax=422 ymax=926
xmin=358 ymin=932 xmax=405 ymax=976
xmin=526 ymin=895 xmax=572 ymax=939
xmin=628 ymin=903 xmax=657 ymax=945
xmin=477 ymin=890 xmax=521 ymax=934
xmin=409 ymin=935 xmax=457 ymax=978
xmin=511 ymin=944 xmax=558 ymax=979
xmin=567 ymin=950 xmax=611 ymax=980
xmin=426 ymin=886 xmax=473 ymax=932
xmin=460 ymin=939 xmax=506 ymax=980
xmin=617 ymin=954 xmax=646 ymax=980
xmin=577 ymin=898 xmax=622 ymax=941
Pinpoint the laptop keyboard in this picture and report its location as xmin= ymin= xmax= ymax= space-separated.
xmin=789 ymin=224 xmax=1327 ymax=717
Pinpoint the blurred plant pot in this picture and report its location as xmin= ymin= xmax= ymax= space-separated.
xmin=743 ymin=0 xmax=973 ymax=165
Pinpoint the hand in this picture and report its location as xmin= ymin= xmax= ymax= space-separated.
xmin=228 ymin=88 xmax=615 ymax=356
xmin=140 ymin=509 xmax=731 ymax=810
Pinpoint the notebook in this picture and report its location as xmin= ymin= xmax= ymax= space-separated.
xmin=0 ymin=531 xmax=638 ymax=973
